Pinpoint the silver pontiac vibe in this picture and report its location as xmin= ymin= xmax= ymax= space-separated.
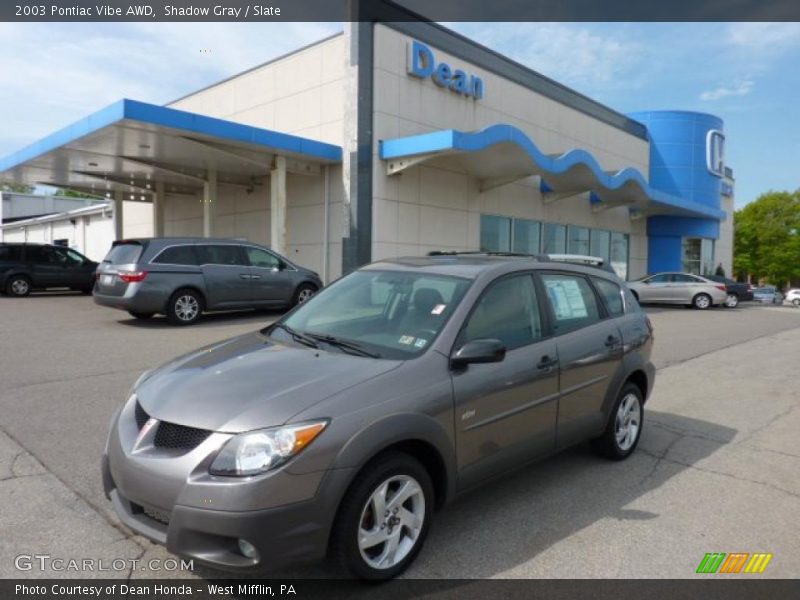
xmin=103 ymin=254 xmax=655 ymax=580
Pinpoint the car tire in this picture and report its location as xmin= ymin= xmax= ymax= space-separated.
xmin=292 ymin=283 xmax=317 ymax=307
xmin=331 ymin=451 xmax=434 ymax=580
xmin=591 ymin=382 xmax=644 ymax=460
xmin=166 ymin=289 xmax=204 ymax=326
xmin=724 ymin=293 xmax=739 ymax=308
xmin=793 ymin=298 xmax=800 ymax=307
xmin=128 ymin=311 xmax=154 ymax=320
xmin=692 ymin=293 xmax=712 ymax=310
xmin=6 ymin=275 xmax=32 ymax=297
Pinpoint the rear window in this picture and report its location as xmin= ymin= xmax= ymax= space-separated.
xmin=592 ymin=277 xmax=624 ymax=317
xmin=0 ymin=245 xmax=23 ymax=261
xmin=152 ymin=245 xmax=198 ymax=266
xmin=103 ymin=243 xmax=143 ymax=265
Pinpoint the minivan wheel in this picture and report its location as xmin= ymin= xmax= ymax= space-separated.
xmin=166 ymin=289 xmax=203 ymax=325
xmin=293 ymin=283 xmax=317 ymax=307
xmin=6 ymin=276 xmax=31 ymax=297
xmin=331 ymin=452 xmax=433 ymax=580
xmin=592 ymin=383 xmax=644 ymax=460
xmin=724 ymin=293 xmax=739 ymax=308
xmin=692 ymin=293 xmax=712 ymax=310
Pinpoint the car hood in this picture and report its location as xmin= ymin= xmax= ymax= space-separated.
xmin=135 ymin=331 xmax=402 ymax=433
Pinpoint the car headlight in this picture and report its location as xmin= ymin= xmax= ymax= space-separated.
xmin=209 ymin=420 xmax=328 ymax=476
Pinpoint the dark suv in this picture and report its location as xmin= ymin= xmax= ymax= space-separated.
xmin=0 ymin=243 xmax=97 ymax=296
xmin=93 ymin=238 xmax=322 ymax=325
xmin=102 ymin=252 xmax=655 ymax=579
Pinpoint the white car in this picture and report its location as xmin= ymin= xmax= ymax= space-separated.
xmin=786 ymin=288 xmax=800 ymax=307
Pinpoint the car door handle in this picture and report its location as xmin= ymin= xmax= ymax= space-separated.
xmin=605 ymin=335 xmax=621 ymax=347
xmin=537 ymin=355 xmax=558 ymax=370
xmin=250 ymin=275 xmax=261 ymax=280
xmin=239 ymin=274 xmax=251 ymax=280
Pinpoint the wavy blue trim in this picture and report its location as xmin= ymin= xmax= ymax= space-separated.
xmin=0 ymin=99 xmax=342 ymax=173
xmin=380 ymin=124 xmax=725 ymax=221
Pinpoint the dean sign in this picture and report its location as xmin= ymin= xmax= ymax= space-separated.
xmin=407 ymin=40 xmax=485 ymax=100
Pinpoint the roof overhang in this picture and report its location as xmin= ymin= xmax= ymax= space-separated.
xmin=0 ymin=99 xmax=342 ymax=201
xmin=380 ymin=125 xmax=726 ymax=221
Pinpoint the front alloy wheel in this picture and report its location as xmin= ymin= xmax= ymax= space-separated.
xmin=358 ymin=475 xmax=426 ymax=571
xmin=332 ymin=452 xmax=433 ymax=580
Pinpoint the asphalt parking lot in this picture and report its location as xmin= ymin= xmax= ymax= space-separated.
xmin=1 ymin=294 xmax=799 ymax=579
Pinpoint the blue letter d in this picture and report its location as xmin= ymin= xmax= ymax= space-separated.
xmin=408 ymin=41 xmax=434 ymax=78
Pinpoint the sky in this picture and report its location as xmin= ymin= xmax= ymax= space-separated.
xmin=1 ymin=21 xmax=798 ymax=208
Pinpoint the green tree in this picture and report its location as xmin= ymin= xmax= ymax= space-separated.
xmin=734 ymin=190 xmax=800 ymax=288
xmin=0 ymin=180 xmax=34 ymax=193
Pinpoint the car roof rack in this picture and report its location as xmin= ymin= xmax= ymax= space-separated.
xmin=426 ymin=250 xmax=535 ymax=258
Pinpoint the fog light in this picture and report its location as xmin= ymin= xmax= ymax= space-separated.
xmin=238 ymin=539 xmax=258 ymax=559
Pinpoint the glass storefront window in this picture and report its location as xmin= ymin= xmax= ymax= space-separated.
xmin=590 ymin=229 xmax=611 ymax=262
xmin=567 ymin=226 xmax=590 ymax=255
xmin=610 ymin=232 xmax=629 ymax=280
xmin=542 ymin=223 xmax=566 ymax=253
xmin=513 ymin=219 xmax=541 ymax=254
xmin=478 ymin=216 xmax=630 ymax=278
xmin=682 ymin=238 xmax=714 ymax=275
xmin=480 ymin=215 xmax=511 ymax=252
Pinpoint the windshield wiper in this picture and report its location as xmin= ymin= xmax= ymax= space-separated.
xmin=271 ymin=323 xmax=320 ymax=349
xmin=305 ymin=333 xmax=381 ymax=358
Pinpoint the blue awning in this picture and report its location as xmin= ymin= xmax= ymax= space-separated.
xmin=0 ymin=99 xmax=342 ymax=198
xmin=379 ymin=124 xmax=725 ymax=221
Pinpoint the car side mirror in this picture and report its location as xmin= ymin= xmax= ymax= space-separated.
xmin=451 ymin=338 xmax=506 ymax=368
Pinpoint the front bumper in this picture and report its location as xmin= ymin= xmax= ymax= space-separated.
xmin=103 ymin=454 xmax=353 ymax=572
xmin=102 ymin=398 xmax=355 ymax=572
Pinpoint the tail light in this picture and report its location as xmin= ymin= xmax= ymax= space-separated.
xmin=118 ymin=270 xmax=148 ymax=283
xmin=747 ymin=284 xmax=753 ymax=292
xmin=714 ymin=285 xmax=727 ymax=292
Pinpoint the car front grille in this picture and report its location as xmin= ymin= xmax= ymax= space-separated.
xmin=154 ymin=421 xmax=212 ymax=450
xmin=134 ymin=400 xmax=212 ymax=451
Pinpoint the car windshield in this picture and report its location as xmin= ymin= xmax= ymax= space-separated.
xmin=269 ymin=270 xmax=472 ymax=359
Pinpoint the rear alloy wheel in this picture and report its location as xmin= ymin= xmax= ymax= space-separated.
xmin=692 ymin=293 xmax=712 ymax=310
xmin=793 ymin=298 xmax=800 ymax=307
xmin=292 ymin=283 xmax=317 ymax=307
xmin=6 ymin=276 xmax=31 ymax=297
xmin=592 ymin=383 xmax=644 ymax=460
xmin=331 ymin=452 xmax=433 ymax=580
xmin=166 ymin=289 xmax=203 ymax=325
xmin=724 ymin=293 xmax=739 ymax=308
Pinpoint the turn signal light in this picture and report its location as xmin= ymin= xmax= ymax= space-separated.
xmin=118 ymin=271 xmax=148 ymax=283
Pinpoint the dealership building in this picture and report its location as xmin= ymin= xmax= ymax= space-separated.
xmin=0 ymin=20 xmax=734 ymax=282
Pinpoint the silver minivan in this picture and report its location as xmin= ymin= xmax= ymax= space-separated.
xmin=93 ymin=238 xmax=322 ymax=325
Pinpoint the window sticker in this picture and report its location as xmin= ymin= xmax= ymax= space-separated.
xmin=414 ymin=338 xmax=428 ymax=349
xmin=398 ymin=335 xmax=416 ymax=345
xmin=431 ymin=303 xmax=447 ymax=315
xmin=545 ymin=279 xmax=588 ymax=319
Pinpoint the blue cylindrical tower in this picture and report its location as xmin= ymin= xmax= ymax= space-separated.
xmin=628 ymin=110 xmax=725 ymax=274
